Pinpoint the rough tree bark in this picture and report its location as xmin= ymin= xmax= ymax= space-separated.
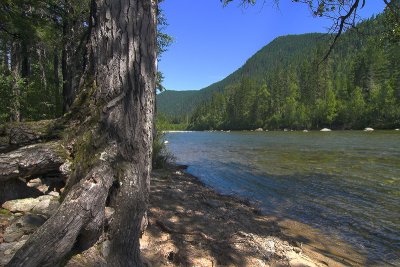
xmin=53 ymin=48 xmax=61 ymax=114
xmin=61 ymin=1 xmax=75 ymax=114
xmin=11 ymin=41 xmax=21 ymax=122
xmin=37 ymin=47 xmax=48 ymax=93
xmin=0 ymin=141 xmax=67 ymax=183
xmin=7 ymin=0 xmax=157 ymax=266
xmin=2 ymin=40 xmax=10 ymax=73
xmin=62 ymin=0 xmax=87 ymax=114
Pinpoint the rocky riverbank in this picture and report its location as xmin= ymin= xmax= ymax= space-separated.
xmin=139 ymin=166 xmax=364 ymax=267
xmin=1 ymin=165 xmax=364 ymax=266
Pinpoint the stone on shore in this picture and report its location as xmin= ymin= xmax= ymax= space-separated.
xmin=364 ymin=127 xmax=374 ymax=132
xmin=2 ymin=198 xmax=40 ymax=213
xmin=255 ymin=128 xmax=263 ymax=132
xmin=32 ymin=195 xmax=60 ymax=217
xmin=0 ymin=239 xmax=28 ymax=266
xmin=3 ymin=214 xmax=46 ymax=243
xmin=2 ymin=195 xmax=59 ymax=217
xmin=320 ymin=128 xmax=332 ymax=132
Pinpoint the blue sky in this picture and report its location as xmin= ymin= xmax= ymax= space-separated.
xmin=158 ymin=0 xmax=386 ymax=91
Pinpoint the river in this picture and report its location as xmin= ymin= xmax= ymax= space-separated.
xmin=165 ymin=131 xmax=400 ymax=266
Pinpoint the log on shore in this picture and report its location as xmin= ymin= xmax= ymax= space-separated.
xmin=0 ymin=120 xmax=65 ymax=152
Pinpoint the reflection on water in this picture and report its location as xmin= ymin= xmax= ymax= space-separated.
xmin=166 ymin=131 xmax=400 ymax=266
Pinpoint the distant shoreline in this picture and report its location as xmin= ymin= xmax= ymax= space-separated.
xmin=162 ymin=130 xmax=195 ymax=133
xmin=163 ymin=129 xmax=400 ymax=132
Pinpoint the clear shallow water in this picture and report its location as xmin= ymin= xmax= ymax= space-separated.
xmin=165 ymin=131 xmax=400 ymax=266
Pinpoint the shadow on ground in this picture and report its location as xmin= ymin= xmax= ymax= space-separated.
xmin=140 ymin=167 xmax=366 ymax=267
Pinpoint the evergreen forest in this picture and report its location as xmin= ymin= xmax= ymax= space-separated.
xmin=158 ymin=9 xmax=400 ymax=130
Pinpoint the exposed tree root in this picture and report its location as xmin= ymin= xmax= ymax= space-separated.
xmin=6 ymin=150 xmax=116 ymax=267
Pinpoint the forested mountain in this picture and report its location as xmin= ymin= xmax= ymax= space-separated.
xmin=156 ymin=89 xmax=200 ymax=117
xmin=188 ymin=12 xmax=400 ymax=130
xmin=156 ymin=33 xmax=326 ymax=118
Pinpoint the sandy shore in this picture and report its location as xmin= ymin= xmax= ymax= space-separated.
xmin=141 ymin=165 xmax=366 ymax=267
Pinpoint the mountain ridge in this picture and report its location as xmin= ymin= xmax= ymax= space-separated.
xmin=156 ymin=32 xmax=327 ymax=118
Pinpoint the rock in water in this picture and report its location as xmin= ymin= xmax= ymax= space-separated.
xmin=320 ymin=128 xmax=332 ymax=132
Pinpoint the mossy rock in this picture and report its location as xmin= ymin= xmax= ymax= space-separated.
xmin=0 ymin=208 xmax=11 ymax=215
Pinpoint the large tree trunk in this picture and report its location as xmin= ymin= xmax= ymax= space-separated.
xmin=90 ymin=1 xmax=157 ymax=264
xmin=61 ymin=0 xmax=86 ymax=114
xmin=61 ymin=2 xmax=75 ymax=114
xmin=2 ymin=40 xmax=10 ymax=73
xmin=37 ymin=47 xmax=48 ymax=93
xmin=11 ymin=41 xmax=21 ymax=122
xmin=7 ymin=0 xmax=157 ymax=266
xmin=53 ymin=47 xmax=61 ymax=114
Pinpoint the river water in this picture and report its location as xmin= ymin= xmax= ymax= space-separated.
xmin=165 ymin=131 xmax=400 ymax=266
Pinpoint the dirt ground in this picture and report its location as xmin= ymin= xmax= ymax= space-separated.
xmin=1 ymin=165 xmax=365 ymax=266
xmin=140 ymin=166 xmax=366 ymax=267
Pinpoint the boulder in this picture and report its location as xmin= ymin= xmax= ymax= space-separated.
xmin=255 ymin=128 xmax=263 ymax=132
xmin=26 ymin=178 xmax=42 ymax=188
xmin=32 ymin=195 xmax=60 ymax=217
xmin=48 ymin=191 xmax=60 ymax=197
xmin=2 ymin=195 xmax=59 ymax=217
xmin=303 ymin=130 xmax=309 ymax=132
xmin=364 ymin=127 xmax=374 ymax=132
xmin=320 ymin=128 xmax=332 ymax=132
xmin=3 ymin=214 xmax=46 ymax=242
xmin=2 ymin=198 xmax=40 ymax=213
